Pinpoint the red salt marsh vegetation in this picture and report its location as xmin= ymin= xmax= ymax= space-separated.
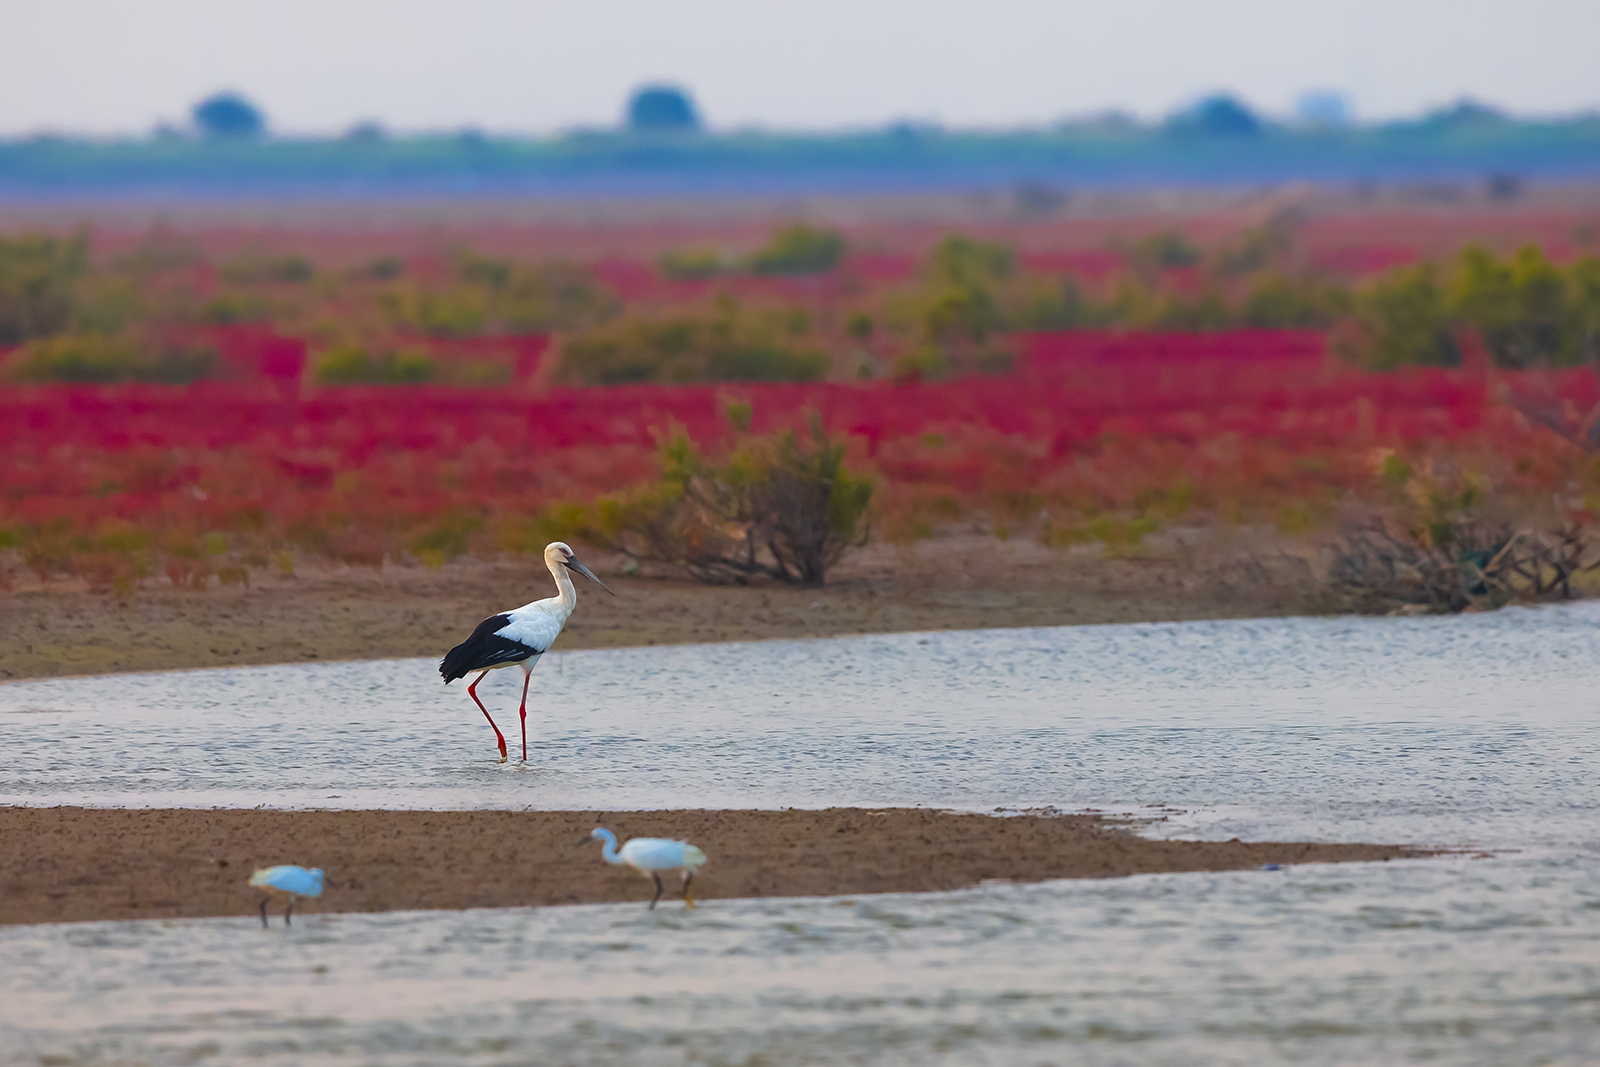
xmin=4 ymin=193 xmax=1600 ymax=674
xmin=4 ymin=329 xmax=1598 ymax=614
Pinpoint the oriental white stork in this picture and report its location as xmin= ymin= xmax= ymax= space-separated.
xmin=439 ymin=541 xmax=614 ymax=762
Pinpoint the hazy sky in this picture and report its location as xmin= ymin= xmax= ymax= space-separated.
xmin=5 ymin=0 xmax=1599 ymax=136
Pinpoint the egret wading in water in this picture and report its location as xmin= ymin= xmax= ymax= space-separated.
xmin=439 ymin=542 xmax=614 ymax=762
xmin=585 ymin=827 xmax=708 ymax=910
xmin=248 ymin=865 xmax=335 ymax=928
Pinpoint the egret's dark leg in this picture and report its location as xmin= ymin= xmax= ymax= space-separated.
xmin=682 ymin=871 xmax=697 ymax=909
xmin=518 ymin=668 xmax=532 ymax=763
xmin=285 ymin=896 xmax=294 ymax=927
xmin=466 ymin=670 xmax=508 ymax=761
xmin=650 ymin=874 xmax=664 ymax=910
xmin=259 ymin=898 xmax=269 ymax=928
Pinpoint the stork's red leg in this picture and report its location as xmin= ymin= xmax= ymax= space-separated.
xmin=467 ymin=670 xmax=508 ymax=761
xmin=518 ymin=669 xmax=532 ymax=763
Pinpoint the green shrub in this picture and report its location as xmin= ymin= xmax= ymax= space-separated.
xmin=11 ymin=335 xmax=136 ymax=385
xmin=907 ymin=280 xmax=1017 ymax=378
xmin=1243 ymin=273 xmax=1350 ymax=328
xmin=1131 ymin=230 xmax=1201 ymax=270
xmin=495 ymin=264 xmax=622 ymax=333
xmin=220 ymin=252 xmax=313 ymax=285
xmin=1449 ymin=245 xmax=1571 ymax=366
xmin=928 ymin=235 xmax=1014 ymax=285
xmin=658 ymin=249 xmax=726 ymax=281
xmin=360 ymin=256 xmax=405 ymax=280
xmin=748 ymin=225 xmax=846 ymax=275
xmin=924 ymin=284 xmax=1002 ymax=345
xmin=560 ymin=311 xmax=830 ymax=385
xmin=70 ymin=276 xmax=144 ymax=335
xmin=1008 ymin=277 xmax=1088 ymax=330
xmin=373 ymin=257 xmax=619 ymax=338
xmin=1087 ymin=514 xmax=1160 ymax=555
xmin=200 ymin=292 xmax=274 ymax=325
xmin=0 ymin=232 xmax=87 ymax=344
xmin=316 ymin=346 xmax=372 ymax=383
xmin=1352 ymin=264 xmax=1455 ymax=368
xmin=495 ymin=504 xmax=590 ymax=556
xmin=408 ymin=511 xmax=484 ymax=561
xmin=704 ymin=344 xmax=827 ymax=382
xmin=1353 ymin=246 xmax=1600 ymax=369
xmin=416 ymin=289 xmax=487 ymax=338
xmin=585 ymin=416 xmax=873 ymax=586
xmin=315 ymin=345 xmax=435 ymax=384
xmin=458 ymin=251 xmax=511 ymax=289
xmin=9 ymin=334 xmax=217 ymax=384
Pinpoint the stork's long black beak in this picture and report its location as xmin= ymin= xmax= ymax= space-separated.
xmin=565 ymin=556 xmax=616 ymax=596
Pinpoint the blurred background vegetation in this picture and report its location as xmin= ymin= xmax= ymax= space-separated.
xmin=4 ymin=214 xmax=1600 ymax=389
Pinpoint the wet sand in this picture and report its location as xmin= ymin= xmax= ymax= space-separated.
xmin=0 ymin=534 xmax=1318 ymax=681
xmin=0 ymin=806 xmax=1428 ymax=927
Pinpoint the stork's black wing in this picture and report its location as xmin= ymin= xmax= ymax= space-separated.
xmin=439 ymin=613 xmax=540 ymax=682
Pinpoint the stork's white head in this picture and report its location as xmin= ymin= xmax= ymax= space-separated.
xmin=545 ymin=542 xmax=616 ymax=596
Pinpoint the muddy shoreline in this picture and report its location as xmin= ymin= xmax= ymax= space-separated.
xmin=0 ymin=806 xmax=1430 ymax=927
xmin=0 ymin=535 xmax=1320 ymax=681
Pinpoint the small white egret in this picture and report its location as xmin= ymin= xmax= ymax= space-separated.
xmin=585 ymin=827 xmax=708 ymax=910
xmin=439 ymin=542 xmax=614 ymax=762
xmin=248 ymin=865 xmax=335 ymax=927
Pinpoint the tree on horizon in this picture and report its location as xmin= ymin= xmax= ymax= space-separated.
xmin=193 ymin=92 xmax=266 ymax=139
xmin=626 ymin=85 xmax=701 ymax=132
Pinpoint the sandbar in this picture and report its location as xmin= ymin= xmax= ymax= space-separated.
xmin=0 ymin=806 xmax=1429 ymax=926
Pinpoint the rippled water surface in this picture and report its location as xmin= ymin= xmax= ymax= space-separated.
xmin=5 ymin=858 xmax=1598 ymax=1067
xmin=4 ymin=606 xmax=1600 ymax=1064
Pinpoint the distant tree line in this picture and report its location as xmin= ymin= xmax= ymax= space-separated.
xmin=5 ymin=85 xmax=1597 ymax=198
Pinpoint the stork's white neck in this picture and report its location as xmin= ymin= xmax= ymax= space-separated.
xmin=546 ymin=554 xmax=577 ymax=617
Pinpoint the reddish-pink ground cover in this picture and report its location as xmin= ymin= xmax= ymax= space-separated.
xmin=3 ymin=329 xmax=1592 ymax=579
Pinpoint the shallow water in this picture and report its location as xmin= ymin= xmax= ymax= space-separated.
xmin=4 ymin=605 xmax=1600 ymax=850
xmin=3 ymin=858 xmax=1597 ymax=1066
xmin=4 ymin=606 xmax=1600 ymax=1064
